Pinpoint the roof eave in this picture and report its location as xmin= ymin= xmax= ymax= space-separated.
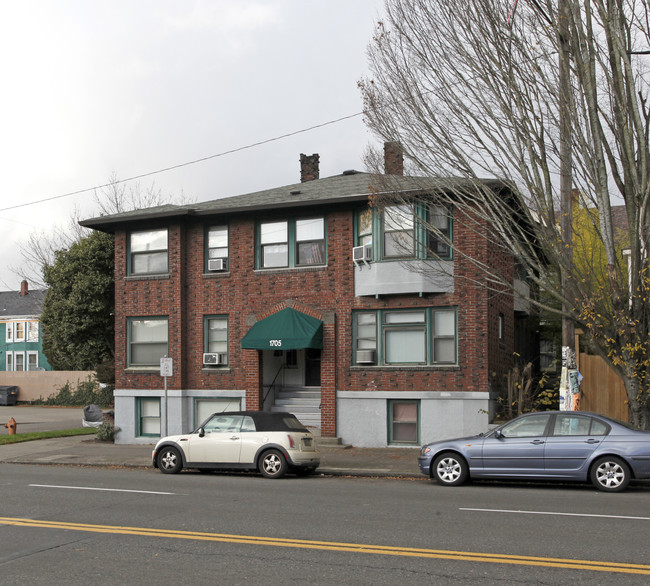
xmin=79 ymin=208 xmax=195 ymax=232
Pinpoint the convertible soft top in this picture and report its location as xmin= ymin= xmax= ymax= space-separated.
xmin=201 ymin=411 xmax=309 ymax=433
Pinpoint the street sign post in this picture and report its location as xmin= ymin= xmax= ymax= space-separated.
xmin=160 ymin=357 xmax=173 ymax=436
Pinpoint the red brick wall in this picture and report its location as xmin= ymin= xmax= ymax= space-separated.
xmin=113 ymin=205 xmax=515 ymax=436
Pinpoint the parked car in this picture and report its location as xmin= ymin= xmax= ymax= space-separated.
xmin=152 ymin=411 xmax=320 ymax=479
xmin=418 ymin=411 xmax=650 ymax=492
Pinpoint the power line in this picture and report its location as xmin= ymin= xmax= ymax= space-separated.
xmin=0 ymin=111 xmax=364 ymax=214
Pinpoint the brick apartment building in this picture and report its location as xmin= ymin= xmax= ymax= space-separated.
xmin=81 ymin=144 xmax=534 ymax=446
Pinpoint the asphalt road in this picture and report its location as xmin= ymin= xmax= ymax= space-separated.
xmin=1 ymin=464 xmax=649 ymax=584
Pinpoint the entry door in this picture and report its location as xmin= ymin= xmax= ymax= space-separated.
xmin=305 ymin=349 xmax=321 ymax=386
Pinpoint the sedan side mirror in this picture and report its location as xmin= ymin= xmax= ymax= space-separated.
xmin=493 ymin=430 xmax=503 ymax=439
xmin=198 ymin=427 xmax=205 ymax=438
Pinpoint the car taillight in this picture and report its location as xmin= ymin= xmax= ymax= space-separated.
xmin=287 ymin=434 xmax=295 ymax=448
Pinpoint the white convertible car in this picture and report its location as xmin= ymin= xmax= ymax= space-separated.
xmin=152 ymin=411 xmax=320 ymax=479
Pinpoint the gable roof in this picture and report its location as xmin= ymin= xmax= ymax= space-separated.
xmin=79 ymin=170 xmax=509 ymax=233
xmin=0 ymin=289 xmax=47 ymax=319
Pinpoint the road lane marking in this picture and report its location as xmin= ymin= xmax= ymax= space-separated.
xmin=29 ymin=484 xmax=179 ymax=496
xmin=460 ymin=508 xmax=650 ymax=521
xmin=0 ymin=516 xmax=648 ymax=575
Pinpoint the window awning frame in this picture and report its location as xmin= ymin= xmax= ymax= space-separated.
xmin=240 ymin=307 xmax=323 ymax=350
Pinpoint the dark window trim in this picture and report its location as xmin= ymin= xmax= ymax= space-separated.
xmin=127 ymin=228 xmax=169 ymax=276
xmin=355 ymin=203 xmax=453 ymax=263
xmin=203 ymin=315 xmax=229 ymax=367
xmin=127 ymin=316 xmax=169 ymax=368
xmin=387 ymin=399 xmax=420 ymax=445
xmin=136 ymin=397 xmax=161 ymax=438
xmin=256 ymin=216 xmax=327 ymax=269
xmin=353 ymin=307 xmax=458 ymax=367
xmin=204 ymin=224 xmax=229 ymax=273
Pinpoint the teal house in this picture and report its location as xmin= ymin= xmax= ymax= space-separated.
xmin=0 ymin=281 xmax=51 ymax=371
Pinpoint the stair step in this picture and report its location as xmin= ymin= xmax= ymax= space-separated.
xmin=276 ymin=391 xmax=321 ymax=399
xmin=271 ymin=405 xmax=320 ymax=414
xmin=275 ymin=398 xmax=320 ymax=406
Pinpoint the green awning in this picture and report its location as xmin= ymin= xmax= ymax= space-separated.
xmin=241 ymin=307 xmax=323 ymax=350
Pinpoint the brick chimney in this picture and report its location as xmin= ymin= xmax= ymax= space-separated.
xmin=300 ymin=153 xmax=320 ymax=182
xmin=384 ymin=141 xmax=404 ymax=176
xmin=20 ymin=280 xmax=29 ymax=296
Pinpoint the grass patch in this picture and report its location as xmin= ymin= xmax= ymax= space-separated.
xmin=0 ymin=428 xmax=97 ymax=445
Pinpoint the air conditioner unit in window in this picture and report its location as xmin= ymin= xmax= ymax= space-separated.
xmin=352 ymin=245 xmax=372 ymax=263
xmin=356 ymin=350 xmax=376 ymax=364
xmin=208 ymin=258 xmax=226 ymax=272
xmin=203 ymin=353 xmax=221 ymax=366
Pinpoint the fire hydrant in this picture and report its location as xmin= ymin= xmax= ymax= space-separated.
xmin=4 ymin=417 xmax=17 ymax=435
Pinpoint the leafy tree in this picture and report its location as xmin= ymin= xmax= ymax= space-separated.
xmin=360 ymin=0 xmax=650 ymax=427
xmin=41 ymin=230 xmax=115 ymax=374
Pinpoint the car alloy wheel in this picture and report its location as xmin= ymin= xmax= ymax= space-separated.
xmin=591 ymin=456 xmax=630 ymax=492
xmin=158 ymin=446 xmax=183 ymax=474
xmin=433 ymin=452 xmax=468 ymax=486
xmin=259 ymin=449 xmax=288 ymax=479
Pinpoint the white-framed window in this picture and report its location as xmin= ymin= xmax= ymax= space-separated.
xmin=27 ymin=351 xmax=39 ymax=371
xmin=353 ymin=308 xmax=457 ymax=366
xmin=206 ymin=225 xmax=229 ymax=271
xmin=6 ymin=353 xmax=13 ymax=371
xmin=27 ymin=321 xmax=39 ymax=342
xmin=128 ymin=318 xmax=169 ymax=367
xmin=14 ymin=352 xmax=25 ymax=371
xmin=5 ymin=322 xmax=13 ymax=343
xmin=129 ymin=229 xmax=168 ymax=275
xmin=137 ymin=398 xmax=161 ymax=437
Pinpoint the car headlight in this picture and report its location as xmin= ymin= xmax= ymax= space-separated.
xmin=420 ymin=446 xmax=431 ymax=456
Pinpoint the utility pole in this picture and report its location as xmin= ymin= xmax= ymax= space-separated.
xmin=517 ymin=0 xmax=576 ymax=399
xmin=558 ymin=0 xmax=577 ymax=406
xmin=558 ymin=1 xmax=574 ymax=350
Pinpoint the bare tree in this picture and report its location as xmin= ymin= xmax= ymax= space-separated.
xmin=15 ymin=173 xmax=191 ymax=287
xmin=359 ymin=0 xmax=650 ymax=427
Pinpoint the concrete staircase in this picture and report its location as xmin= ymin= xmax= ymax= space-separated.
xmin=271 ymin=386 xmax=321 ymax=429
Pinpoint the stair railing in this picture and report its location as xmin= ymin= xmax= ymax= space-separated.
xmin=262 ymin=363 xmax=286 ymax=410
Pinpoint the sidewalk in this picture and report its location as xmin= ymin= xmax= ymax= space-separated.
xmin=0 ymin=435 xmax=422 ymax=477
xmin=0 ymin=407 xmax=422 ymax=478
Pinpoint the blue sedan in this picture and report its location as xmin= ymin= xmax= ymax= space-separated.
xmin=418 ymin=411 xmax=650 ymax=492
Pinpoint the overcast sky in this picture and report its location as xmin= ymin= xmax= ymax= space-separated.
xmin=0 ymin=0 xmax=384 ymax=290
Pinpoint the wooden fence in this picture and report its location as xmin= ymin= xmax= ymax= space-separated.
xmin=577 ymin=352 xmax=628 ymax=422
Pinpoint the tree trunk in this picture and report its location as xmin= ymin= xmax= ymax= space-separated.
xmin=624 ymin=376 xmax=650 ymax=430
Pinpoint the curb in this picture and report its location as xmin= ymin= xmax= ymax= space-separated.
xmin=2 ymin=458 xmax=424 ymax=479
